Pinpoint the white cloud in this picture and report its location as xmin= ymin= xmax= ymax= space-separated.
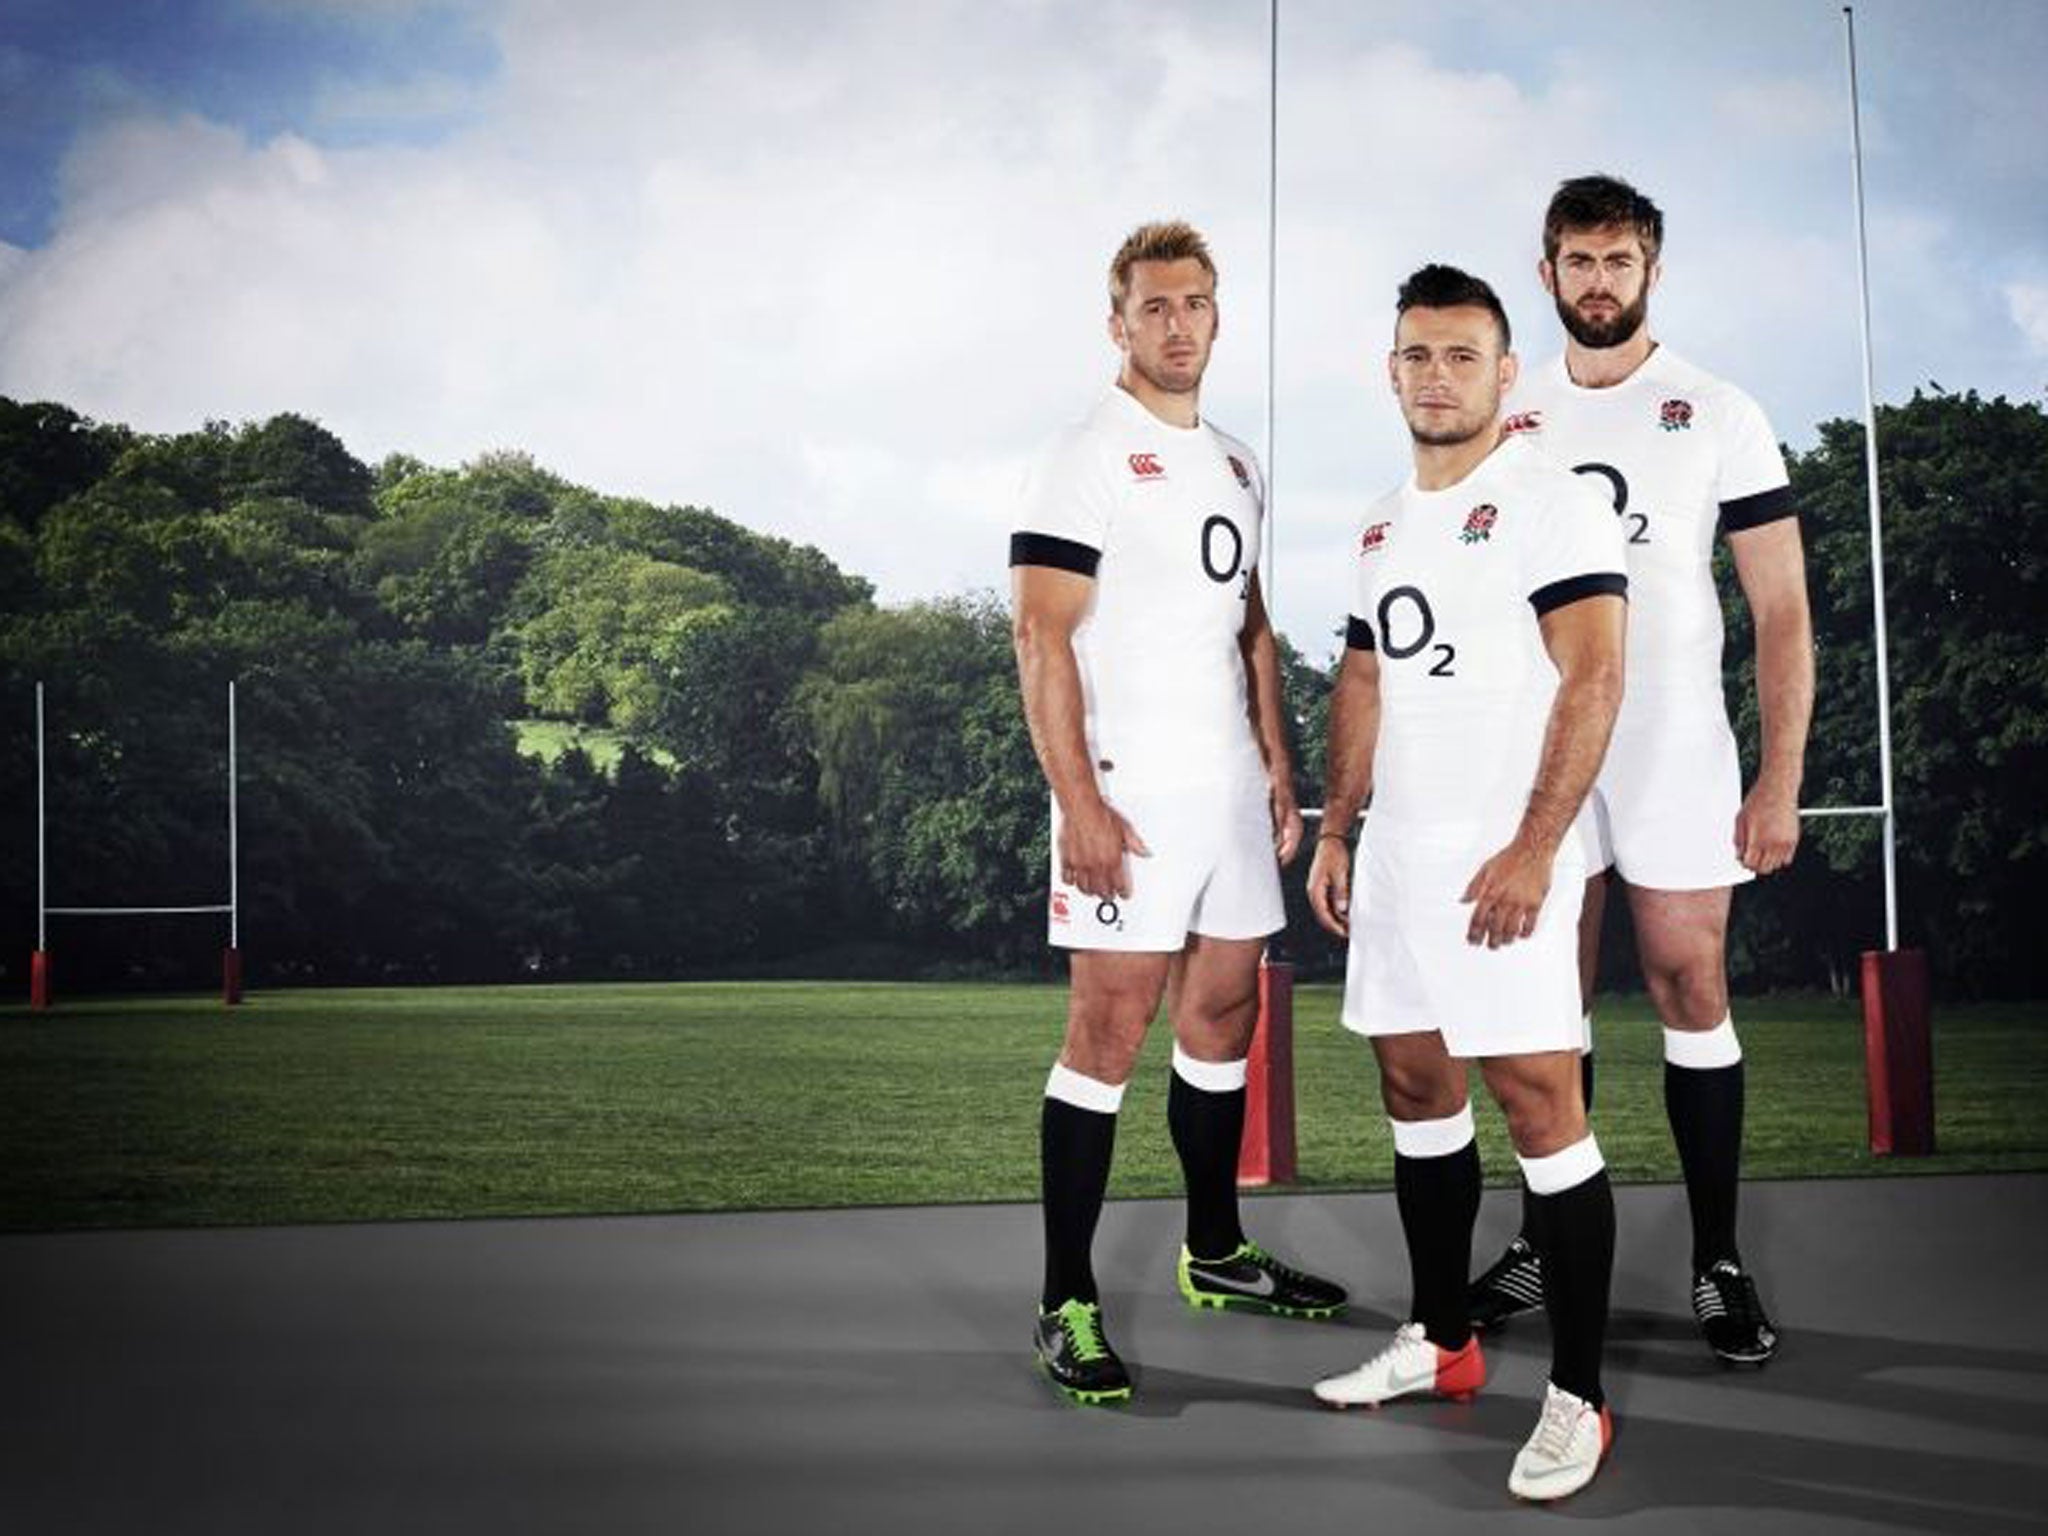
xmin=0 ymin=0 xmax=2041 ymax=654
xmin=2007 ymin=283 xmax=2048 ymax=355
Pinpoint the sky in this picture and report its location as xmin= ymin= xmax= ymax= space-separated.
xmin=2 ymin=0 xmax=2045 ymax=656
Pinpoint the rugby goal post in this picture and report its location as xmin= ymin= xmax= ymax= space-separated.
xmin=29 ymin=680 xmax=243 ymax=1009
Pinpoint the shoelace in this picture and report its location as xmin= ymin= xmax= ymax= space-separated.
xmin=1239 ymin=1242 xmax=1307 ymax=1284
xmin=1060 ymin=1302 xmax=1109 ymax=1362
xmin=1697 ymin=1268 xmax=1760 ymax=1325
xmin=1359 ymin=1321 xmax=1429 ymax=1373
xmin=1529 ymin=1391 xmax=1584 ymax=1463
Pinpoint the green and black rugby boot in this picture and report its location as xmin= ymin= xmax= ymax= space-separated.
xmin=1177 ymin=1240 xmax=1348 ymax=1319
xmin=1034 ymin=1299 xmax=1132 ymax=1404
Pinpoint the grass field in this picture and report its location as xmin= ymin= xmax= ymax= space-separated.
xmin=3 ymin=982 xmax=2044 ymax=1232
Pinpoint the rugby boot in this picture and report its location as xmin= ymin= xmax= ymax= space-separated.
xmin=1468 ymin=1235 xmax=1544 ymax=1331
xmin=1312 ymin=1321 xmax=1486 ymax=1408
xmin=1178 ymin=1240 xmax=1347 ymax=1319
xmin=1692 ymin=1259 xmax=1779 ymax=1365
xmin=1034 ymin=1298 xmax=1131 ymax=1404
xmin=1509 ymin=1381 xmax=1612 ymax=1501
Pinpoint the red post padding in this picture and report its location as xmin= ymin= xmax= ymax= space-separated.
xmin=1239 ymin=956 xmax=1298 ymax=1186
xmin=222 ymin=947 xmax=243 ymax=1006
xmin=1861 ymin=947 xmax=1933 ymax=1156
xmin=30 ymin=949 xmax=50 ymax=1010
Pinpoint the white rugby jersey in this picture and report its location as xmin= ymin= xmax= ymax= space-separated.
xmin=1011 ymin=387 xmax=1268 ymax=788
xmin=1349 ymin=434 xmax=1626 ymax=849
xmin=1506 ymin=346 xmax=1793 ymax=695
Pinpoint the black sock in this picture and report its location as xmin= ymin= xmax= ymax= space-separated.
xmin=1665 ymin=1059 xmax=1745 ymax=1273
xmin=1396 ymin=1139 xmax=1481 ymax=1348
xmin=1042 ymin=1096 xmax=1118 ymax=1310
xmin=1512 ymin=1053 xmax=1593 ymax=1244
xmin=1528 ymin=1168 xmax=1615 ymax=1408
xmin=1168 ymin=1067 xmax=1246 ymax=1259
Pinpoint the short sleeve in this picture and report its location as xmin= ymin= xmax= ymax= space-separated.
xmin=1010 ymin=430 xmax=1115 ymax=575
xmin=1716 ymin=389 xmax=1795 ymax=533
xmin=1526 ymin=475 xmax=1628 ymax=616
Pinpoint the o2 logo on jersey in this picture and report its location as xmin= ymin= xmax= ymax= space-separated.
xmin=1459 ymin=504 xmax=1498 ymax=544
xmin=1377 ymin=584 xmax=1456 ymax=677
xmin=1658 ymin=398 xmax=1694 ymax=432
xmin=1128 ymin=452 xmax=1166 ymax=478
xmin=1200 ymin=514 xmax=1251 ymax=597
xmin=1095 ymin=898 xmax=1123 ymax=931
xmin=1573 ymin=461 xmax=1650 ymax=545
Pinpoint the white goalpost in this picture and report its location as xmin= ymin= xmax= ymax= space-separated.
xmin=30 ymin=679 xmax=243 ymax=1009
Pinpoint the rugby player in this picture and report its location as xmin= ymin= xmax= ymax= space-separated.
xmin=1011 ymin=220 xmax=1346 ymax=1406
xmin=1306 ymin=264 xmax=1626 ymax=1500
xmin=1468 ymin=176 xmax=1814 ymax=1368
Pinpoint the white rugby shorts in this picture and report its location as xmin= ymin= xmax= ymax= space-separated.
xmin=1341 ymin=832 xmax=1585 ymax=1059
xmin=1577 ymin=687 xmax=1755 ymax=891
xmin=1046 ymin=772 xmax=1284 ymax=951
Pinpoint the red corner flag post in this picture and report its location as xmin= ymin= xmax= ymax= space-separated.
xmin=1239 ymin=954 xmax=1298 ymax=1186
xmin=30 ymin=949 xmax=51 ymax=1010
xmin=1861 ymin=947 xmax=1933 ymax=1155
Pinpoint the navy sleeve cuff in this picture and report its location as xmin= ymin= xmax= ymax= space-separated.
xmin=1530 ymin=571 xmax=1628 ymax=616
xmin=1009 ymin=532 xmax=1101 ymax=576
xmin=1345 ymin=614 xmax=1376 ymax=651
xmin=1720 ymin=485 xmax=1797 ymax=533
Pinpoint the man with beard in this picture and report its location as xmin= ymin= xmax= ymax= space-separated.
xmin=1305 ymin=265 xmax=1626 ymax=1500
xmin=1467 ymin=175 xmax=1814 ymax=1367
xmin=1010 ymin=220 xmax=1346 ymax=1406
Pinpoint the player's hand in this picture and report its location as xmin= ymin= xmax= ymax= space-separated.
xmin=1460 ymin=836 xmax=1554 ymax=948
xmin=1270 ymin=776 xmax=1305 ymax=866
xmin=1058 ymin=797 xmax=1149 ymax=900
xmin=1306 ymin=834 xmax=1352 ymax=938
xmin=1735 ymin=782 xmax=1800 ymax=876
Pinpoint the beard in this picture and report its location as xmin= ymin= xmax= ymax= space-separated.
xmin=1555 ymin=288 xmax=1648 ymax=349
xmin=1129 ymin=349 xmax=1205 ymax=397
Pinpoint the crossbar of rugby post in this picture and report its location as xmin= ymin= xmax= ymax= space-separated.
xmin=31 ymin=680 xmax=243 ymax=1009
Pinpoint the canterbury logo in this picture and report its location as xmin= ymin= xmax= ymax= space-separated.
xmin=1502 ymin=410 xmax=1543 ymax=436
xmin=1360 ymin=521 xmax=1390 ymax=554
xmin=1128 ymin=452 xmax=1165 ymax=478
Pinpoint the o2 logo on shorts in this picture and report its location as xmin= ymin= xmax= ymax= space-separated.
xmin=1095 ymin=898 xmax=1124 ymax=931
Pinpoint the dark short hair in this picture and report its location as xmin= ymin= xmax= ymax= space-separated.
xmin=1544 ymin=174 xmax=1664 ymax=265
xmin=1395 ymin=264 xmax=1510 ymax=351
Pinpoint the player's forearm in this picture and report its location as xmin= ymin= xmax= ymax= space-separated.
xmin=1014 ymin=625 xmax=1103 ymax=816
xmin=1240 ymin=622 xmax=1295 ymax=784
xmin=1751 ymin=607 xmax=1814 ymax=798
xmin=1318 ymin=659 xmax=1378 ymax=836
xmin=1517 ymin=663 xmax=1622 ymax=855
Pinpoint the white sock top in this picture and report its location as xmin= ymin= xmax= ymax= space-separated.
xmin=1045 ymin=1061 xmax=1126 ymax=1114
xmin=1389 ymin=1102 xmax=1476 ymax=1158
xmin=1171 ymin=1042 xmax=1249 ymax=1093
xmin=1664 ymin=1017 xmax=1742 ymax=1070
xmin=1518 ymin=1133 xmax=1605 ymax=1195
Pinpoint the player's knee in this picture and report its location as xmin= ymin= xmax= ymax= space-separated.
xmin=1378 ymin=1061 xmax=1463 ymax=1122
xmin=1643 ymin=956 xmax=1726 ymax=1029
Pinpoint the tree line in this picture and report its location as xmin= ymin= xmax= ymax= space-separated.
xmin=1 ymin=390 xmax=2042 ymax=995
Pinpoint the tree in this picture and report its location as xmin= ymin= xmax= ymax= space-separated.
xmin=1724 ymin=391 xmax=2048 ymax=995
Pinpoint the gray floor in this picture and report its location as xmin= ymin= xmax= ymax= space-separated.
xmin=4 ymin=1176 xmax=2046 ymax=1535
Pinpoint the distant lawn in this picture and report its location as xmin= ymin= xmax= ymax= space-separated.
xmin=2 ymin=982 xmax=2043 ymax=1232
xmin=511 ymin=719 xmax=675 ymax=773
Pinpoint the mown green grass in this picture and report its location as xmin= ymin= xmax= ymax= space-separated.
xmin=2 ymin=983 xmax=2042 ymax=1231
